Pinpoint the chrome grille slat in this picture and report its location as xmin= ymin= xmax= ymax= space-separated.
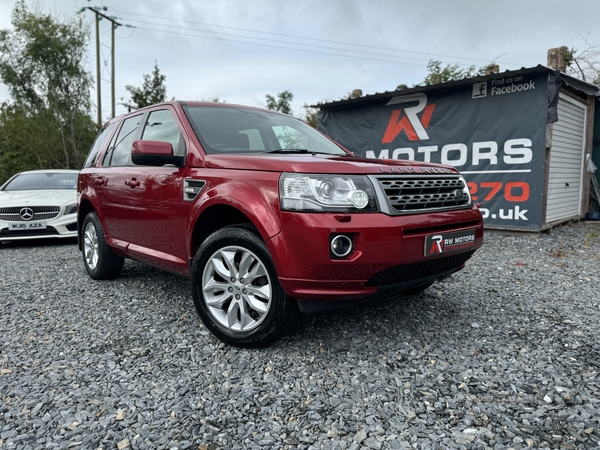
xmin=0 ymin=206 xmax=61 ymax=222
xmin=376 ymin=175 xmax=471 ymax=213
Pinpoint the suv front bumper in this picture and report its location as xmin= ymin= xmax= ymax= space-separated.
xmin=268 ymin=206 xmax=484 ymax=305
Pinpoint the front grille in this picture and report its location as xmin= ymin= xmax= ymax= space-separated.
xmin=0 ymin=226 xmax=59 ymax=237
xmin=376 ymin=175 xmax=471 ymax=213
xmin=366 ymin=250 xmax=476 ymax=286
xmin=0 ymin=206 xmax=61 ymax=222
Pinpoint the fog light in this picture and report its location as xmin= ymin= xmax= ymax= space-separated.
xmin=331 ymin=234 xmax=353 ymax=258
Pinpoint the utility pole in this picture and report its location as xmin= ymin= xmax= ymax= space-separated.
xmin=111 ymin=22 xmax=116 ymax=119
xmin=95 ymin=12 xmax=101 ymax=127
xmin=79 ymin=5 xmax=130 ymax=124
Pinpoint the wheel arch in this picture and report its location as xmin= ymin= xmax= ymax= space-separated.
xmin=77 ymin=198 xmax=96 ymax=250
xmin=190 ymin=203 xmax=276 ymax=258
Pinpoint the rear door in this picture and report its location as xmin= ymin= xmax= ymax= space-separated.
xmin=93 ymin=114 xmax=143 ymax=250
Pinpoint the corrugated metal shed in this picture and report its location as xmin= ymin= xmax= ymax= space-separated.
xmin=545 ymin=93 xmax=587 ymax=223
xmin=314 ymin=65 xmax=599 ymax=232
xmin=314 ymin=65 xmax=598 ymax=110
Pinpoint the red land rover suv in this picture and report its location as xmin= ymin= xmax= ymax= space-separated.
xmin=78 ymin=101 xmax=483 ymax=347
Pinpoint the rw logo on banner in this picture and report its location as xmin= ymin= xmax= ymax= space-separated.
xmin=382 ymin=93 xmax=435 ymax=143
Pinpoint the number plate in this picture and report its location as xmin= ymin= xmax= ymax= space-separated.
xmin=9 ymin=221 xmax=47 ymax=230
xmin=425 ymin=229 xmax=476 ymax=257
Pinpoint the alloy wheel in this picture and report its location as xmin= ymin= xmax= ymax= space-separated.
xmin=202 ymin=245 xmax=272 ymax=332
xmin=83 ymin=221 xmax=99 ymax=270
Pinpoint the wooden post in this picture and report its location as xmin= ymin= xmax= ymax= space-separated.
xmin=485 ymin=64 xmax=499 ymax=75
xmin=547 ymin=47 xmax=568 ymax=72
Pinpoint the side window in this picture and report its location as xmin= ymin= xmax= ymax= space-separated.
xmin=142 ymin=109 xmax=186 ymax=156
xmin=83 ymin=122 xmax=116 ymax=168
xmin=272 ymin=125 xmax=308 ymax=150
xmin=109 ymin=115 xmax=142 ymax=166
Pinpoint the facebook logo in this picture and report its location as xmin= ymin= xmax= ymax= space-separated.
xmin=472 ymin=82 xmax=487 ymax=98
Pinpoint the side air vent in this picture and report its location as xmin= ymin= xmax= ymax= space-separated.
xmin=183 ymin=179 xmax=206 ymax=201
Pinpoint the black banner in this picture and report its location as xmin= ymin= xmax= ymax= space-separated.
xmin=318 ymin=71 xmax=558 ymax=230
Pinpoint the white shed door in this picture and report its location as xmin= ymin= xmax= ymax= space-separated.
xmin=545 ymin=93 xmax=586 ymax=224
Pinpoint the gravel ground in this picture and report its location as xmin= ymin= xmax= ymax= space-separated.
xmin=1 ymin=222 xmax=600 ymax=450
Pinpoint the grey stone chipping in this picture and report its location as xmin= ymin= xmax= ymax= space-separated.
xmin=1 ymin=222 xmax=600 ymax=449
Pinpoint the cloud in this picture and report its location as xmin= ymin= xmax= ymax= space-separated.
xmin=1 ymin=0 xmax=599 ymax=120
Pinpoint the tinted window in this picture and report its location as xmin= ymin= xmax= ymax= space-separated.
xmin=83 ymin=122 xmax=116 ymax=169
xmin=141 ymin=110 xmax=186 ymax=156
xmin=3 ymin=172 xmax=78 ymax=191
xmin=108 ymin=115 xmax=142 ymax=166
xmin=183 ymin=106 xmax=345 ymax=155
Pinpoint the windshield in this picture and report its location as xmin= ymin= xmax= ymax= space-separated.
xmin=183 ymin=106 xmax=347 ymax=156
xmin=2 ymin=172 xmax=78 ymax=191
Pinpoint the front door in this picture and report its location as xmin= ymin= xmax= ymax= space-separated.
xmin=121 ymin=107 xmax=191 ymax=273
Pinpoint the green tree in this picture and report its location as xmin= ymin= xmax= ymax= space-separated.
xmin=125 ymin=62 xmax=168 ymax=109
xmin=265 ymin=90 xmax=293 ymax=115
xmin=303 ymin=105 xmax=318 ymax=128
xmin=564 ymin=37 xmax=600 ymax=83
xmin=202 ymin=96 xmax=223 ymax=103
xmin=0 ymin=0 xmax=96 ymax=179
xmin=396 ymin=60 xmax=486 ymax=90
xmin=0 ymin=104 xmax=46 ymax=181
xmin=422 ymin=60 xmax=485 ymax=85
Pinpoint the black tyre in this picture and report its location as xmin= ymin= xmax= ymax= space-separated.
xmin=81 ymin=212 xmax=124 ymax=280
xmin=191 ymin=226 xmax=299 ymax=348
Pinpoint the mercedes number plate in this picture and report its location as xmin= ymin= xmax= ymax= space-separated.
xmin=425 ymin=229 xmax=476 ymax=257
xmin=9 ymin=221 xmax=47 ymax=230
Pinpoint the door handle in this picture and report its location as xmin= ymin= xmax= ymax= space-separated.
xmin=125 ymin=178 xmax=140 ymax=188
xmin=94 ymin=177 xmax=107 ymax=186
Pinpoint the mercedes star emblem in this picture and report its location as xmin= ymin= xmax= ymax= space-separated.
xmin=20 ymin=207 xmax=34 ymax=221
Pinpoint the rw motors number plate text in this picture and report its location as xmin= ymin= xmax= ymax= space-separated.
xmin=425 ymin=229 xmax=476 ymax=257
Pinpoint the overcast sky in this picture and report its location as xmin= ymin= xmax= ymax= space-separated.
xmin=1 ymin=0 xmax=599 ymax=121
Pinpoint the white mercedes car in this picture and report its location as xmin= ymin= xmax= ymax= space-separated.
xmin=0 ymin=169 xmax=79 ymax=242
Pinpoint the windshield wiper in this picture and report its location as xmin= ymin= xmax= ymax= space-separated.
xmin=266 ymin=149 xmax=343 ymax=155
xmin=266 ymin=148 xmax=311 ymax=154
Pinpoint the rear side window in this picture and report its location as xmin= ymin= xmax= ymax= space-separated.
xmin=83 ymin=122 xmax=116 ymax=169
xmin=141 ymin=110 xmax=186 ymax=156
xmin=107 ymin=115 xmax=142 ymax=166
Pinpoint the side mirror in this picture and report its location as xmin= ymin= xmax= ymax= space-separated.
xmin=131 ymin=140 xmax=184 ymax=166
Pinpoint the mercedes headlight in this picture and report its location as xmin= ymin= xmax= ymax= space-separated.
xmin=280 ymin=173 xmax=378 ymax=212
xmin=64 ymin=203 xmax=78 ymax=215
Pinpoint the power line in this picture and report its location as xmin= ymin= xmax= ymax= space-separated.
xmin=132 ymin=25 xmax=431 ymax=67
xmin=129 ymin=19 xmax=436 ymax=65
xmin=117 ymin=10 xmax=523 ymax=67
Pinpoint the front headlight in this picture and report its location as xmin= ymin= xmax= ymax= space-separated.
xmin=280 ymin=173 xmax=378 ymax=212
xmin=64 ymin=203 xmax=77 ymax=215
